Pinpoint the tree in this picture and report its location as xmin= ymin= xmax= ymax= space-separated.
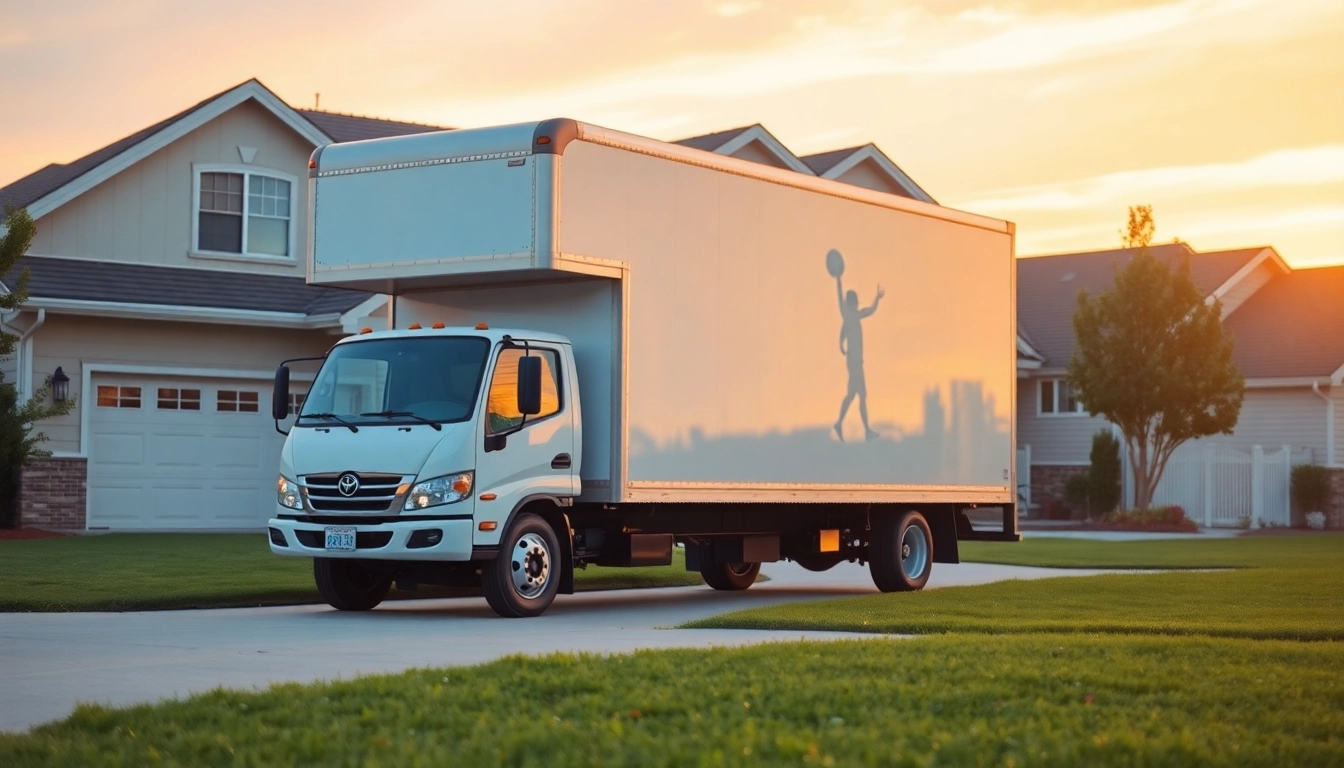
xmin=1067 ymin=206 xmax=1244 ymax=509
xmin=0 ymin=207 xmax=75 ymax=523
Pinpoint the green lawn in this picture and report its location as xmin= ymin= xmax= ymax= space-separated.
xmin=960 ymin=532 xmax=1344 ymax=569
xmin=689 ymin=533 xmax=1344 ymax=640
xmin=0 ymin=533 xmax=705 ymax=612
xmin=3 ymin=635 xmax=1339 ymax=766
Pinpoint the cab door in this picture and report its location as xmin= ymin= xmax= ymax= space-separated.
xmin=472 ymin=344 xmax=575 ymax=546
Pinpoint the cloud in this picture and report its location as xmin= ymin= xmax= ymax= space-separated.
xmin=712 ymin=1 xmax=764 ymax=18
xmin=960 ymin=146 xmax=1344 ymax=213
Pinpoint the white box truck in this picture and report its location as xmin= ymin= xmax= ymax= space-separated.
xmin=267 ymin=118 xmax=1019 ymax=617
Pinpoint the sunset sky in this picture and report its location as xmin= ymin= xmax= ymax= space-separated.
xmin=2 ymin=0 xmax=1340 ymax=267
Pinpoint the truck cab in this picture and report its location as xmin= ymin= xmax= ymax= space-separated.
xmin=268 ymin=325 xmax=581 ymax=617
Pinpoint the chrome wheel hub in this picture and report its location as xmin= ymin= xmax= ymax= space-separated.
xmin=510 ymin=532 xmax=551 ymax=599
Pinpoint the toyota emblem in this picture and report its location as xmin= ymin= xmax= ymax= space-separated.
xmin=337 ymin=473 xmax=360 ymax=497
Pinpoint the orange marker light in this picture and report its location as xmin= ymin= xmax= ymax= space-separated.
xmin=480 ymin=493 xmax=498 ymax=501
xmin=308 ymin=159 xmax=317 ymax=169
xmin=359 ymin=327 xmax=373 ymax=334
xmin=432 ymin=322 xmax=445 ymax=329
xmin=408 ymin=323 xmax=422 ymax=330
xmin=536 ymin=136 xmax=551 ymax=145
xmin=475 ymin=323 xmax=489 ymax=330
xmin=478 ymin=521 xmax=497 ymax=532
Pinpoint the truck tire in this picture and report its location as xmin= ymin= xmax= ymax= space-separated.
xmin=869 ymin=510 xmax=933 ymax=592
xmin=313 ymin=558 xmax=392 ymax=611
xmin=482 ymin=512 xmax=561 ymax=618
xmin=700 ymin=561 xmax=760 ymax=591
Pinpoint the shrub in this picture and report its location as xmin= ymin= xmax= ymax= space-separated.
xmin=1087 ymin=431 xmax=1122 ymax=514
xmin=1103 ymin=505 xmax=1198 ymax=532
xmin=1291 ymin=464 xmax=1331 ymax=514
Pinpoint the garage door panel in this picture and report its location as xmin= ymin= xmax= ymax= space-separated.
xmin=92 ymin=433 xmax=145 ymax=466
xmin=88 ymin=375 xmax=288 ymax=531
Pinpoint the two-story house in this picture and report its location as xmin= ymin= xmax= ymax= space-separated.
xmin=1 ymin=78 xmax=936 ymax=532
xmin=1017 ymin=243 xmax=1344 ymax=527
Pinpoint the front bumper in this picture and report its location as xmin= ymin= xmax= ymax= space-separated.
xmin=267 ymin=516 xmax=475 ymax=561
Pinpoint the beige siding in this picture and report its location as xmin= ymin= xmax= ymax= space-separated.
xmin=28 ymin=315 xmax=335 ymax=453
xmin=726 ymin=141 xmax=792 ymax=170
xmin=1334 ymin=386 xmax=1343 ymax=466
xmin=1218 ymin=257 xmax=1275 ymax=317
xmin=831 ymin=159 xmax=904 ymax=196
xmin=1016 ymin=379 xmax=1112 ymax=464
xmin=29 ymin=100 xmax=313 ymax=277
xmin=1175 ymin=388 xmax=1329 ymax=461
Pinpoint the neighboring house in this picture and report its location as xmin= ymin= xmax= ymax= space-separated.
xmin=1 ymin=79 xmax=937 ymax=532
xmin=1016 ymin=243 xmax=1344 ymax=526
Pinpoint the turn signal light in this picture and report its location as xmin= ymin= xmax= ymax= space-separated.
xmin=480 ymin=493 xmax=498 ymax=501
xmin=478 ymin=521 xmax=498 ymax=532
xmin=451 ymin=477 xmax=472 ymax=494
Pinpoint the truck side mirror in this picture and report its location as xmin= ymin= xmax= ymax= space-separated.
xmin=517 ymin=355 xmax=542 ymax=416
xmin=272 ymin=365 xmax=291 ymax=421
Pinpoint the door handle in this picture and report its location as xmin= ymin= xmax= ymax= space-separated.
xmin=551 ymin=453 xmax=571 ymax=470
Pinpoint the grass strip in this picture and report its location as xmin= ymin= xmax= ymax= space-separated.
xmin=685 ymin=566 xmax=1344 ymax=641
xmin=0 ymin=533 xmax=704 ymax=612
xmin=2 ymin=635 xmax=1340 ymax=766
xmin=959 ymin=532 xmax=1344 ymax=570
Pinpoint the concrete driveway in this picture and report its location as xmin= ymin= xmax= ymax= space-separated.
xmin=1 ymin=560 xmax=1133 ymax=732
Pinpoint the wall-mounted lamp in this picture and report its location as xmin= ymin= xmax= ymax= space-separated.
xmin=52 ymin=367 xmax=70 ymax=403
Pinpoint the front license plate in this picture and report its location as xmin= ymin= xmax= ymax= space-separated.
xmin=324 ymin=526 xmax=356 ymax=551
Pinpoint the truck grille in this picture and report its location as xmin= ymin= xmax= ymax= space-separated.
xmin=303 ymin=473 xmax=407 ymax=513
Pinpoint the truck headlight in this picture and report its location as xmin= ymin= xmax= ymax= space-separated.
xmin=277 ymin=476 xmax=303 ymax=510
xmin=404 ymin=472 xmax=473 ymax=510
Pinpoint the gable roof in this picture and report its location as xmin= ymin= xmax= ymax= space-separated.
xmin=800 ymin=143 xmax=936 ymax=204
xmin=0 ymin=79 xmax=450 ymax=220
xmin=2 ymin=256 xmax=371 ymax=319
xmin=673 ymin=125 xmax=754 ymax=153
xmin=1016 ymin=243 xmax=1260 ymax=368
xmin=672 ymin=124 xmax=815 ymax=175
xmin=1222 ymin=264 xmax=1344 ymax=380
xmin=296 ymin=109 xmax=447 ymax=143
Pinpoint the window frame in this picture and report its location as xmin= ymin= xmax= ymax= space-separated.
xmin=190 ymin=163 xmax=298 ymax=264
xmin=156 ymin=387 xmax=202 ymax=411
xmin=96 ymin=385 xmax=142 ymax=409
xmin=483 ymin=345 xmax=565 ymax=437
xmin=1037 ymin=377 xmax=1086 ymax=417
xmin=217 ymin=389 xmax=261 ymax=414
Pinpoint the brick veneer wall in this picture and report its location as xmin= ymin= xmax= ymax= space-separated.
xmin=1329 ymin=468 xmax=1344 ymax=530
xmin=19 ymin=457 xmax=87 ymax=530
xmin=1029 ymin=464 xmax=1089 ymax=514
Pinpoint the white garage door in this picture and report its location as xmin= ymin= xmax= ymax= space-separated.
xmin=87 ymin=375 xmax=301 ymax=530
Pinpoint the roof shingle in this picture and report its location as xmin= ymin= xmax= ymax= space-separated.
xmin=1223 ymin=265 xmax=1344 ymax=379
xmin=1 ymin=257 xmax=371 ymax=317
xmin=672 ymin=125 xmax=756 ymax=152
xmin=296 ymin=109 xmax=447 ymax=144
xmin=1016 ymin=243 xmax=1262 ymax=367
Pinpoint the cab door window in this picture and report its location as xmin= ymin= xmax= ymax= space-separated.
xmin=485 ymin=347 xmax=561 ymax=435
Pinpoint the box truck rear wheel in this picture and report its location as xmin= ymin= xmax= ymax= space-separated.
xmin=700 ymin=561 xmax=760 ymax=591
xmin=313 ymin=558 xmax=392 ymax=611
xmin=482 ymin=512 xmax=561 ymax=618
xmin=869 ymin=510 xmax=933 ymax=592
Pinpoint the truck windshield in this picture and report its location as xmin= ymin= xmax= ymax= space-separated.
xmin=297 ymin=337 xmax=490 ymax=427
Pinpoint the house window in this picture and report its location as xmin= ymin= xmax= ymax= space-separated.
xmin=157 ymin=388 xmax=201 ymax=411
xmin=218 ymin=390 xmax=260 ymax=413
xmin=288 ymin=392 xmax=306 ymax=416
xmin=1039 ymin=378 xmax=1085 ymax=416
xmin=97 ymin=386 xmax=142 ymax=408
xmin=196 ymin=169 xmax=292 ymax=257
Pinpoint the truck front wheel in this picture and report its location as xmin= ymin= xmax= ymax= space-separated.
xmin=482 ymin=512 xmax=561 ymax=618
xmin=700 ymin=561 xmax=760 ymax=591
xmin=313 ymin=558 xmax=392 ymax=611
xmin=869 ymin=510 xmax=933 ymax=592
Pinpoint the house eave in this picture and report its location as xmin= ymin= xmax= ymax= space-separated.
xmin=1244 ymin=376 xmax=1337 ymax=389
xmin=26 ymin=297 xmax=342 ymax=329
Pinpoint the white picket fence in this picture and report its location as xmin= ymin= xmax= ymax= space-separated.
xmin=1128 ymin=444 xmax=1312 ymax=527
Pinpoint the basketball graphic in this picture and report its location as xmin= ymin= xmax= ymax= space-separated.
xmin=825 ymin=248 xmax=845 ymax=278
